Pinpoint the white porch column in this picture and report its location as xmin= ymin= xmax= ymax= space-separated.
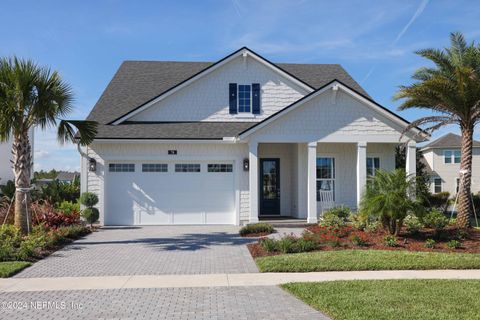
xmin=307 ymin=142 xmax=318 ymax=223
xmin=356 ymin=142 xmax=367 ymax=209
xmin=249 ymin=142 xmax=259 ymax=223
xmin=406 ymin=141 xmax=416 ymax=178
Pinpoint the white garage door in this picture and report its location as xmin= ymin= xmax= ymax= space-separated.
xmin=105 ymin=161 xmax=235 ymax=225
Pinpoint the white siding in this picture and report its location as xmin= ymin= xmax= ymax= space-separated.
xmin=428 ymin=147 xmax=480 ymax=195
xmin=316 ymin=143 xmax=396 ymax=210
xmin=85 ymin=142 xmax=250 ymax=225
xmin=129 ymin=55 xmax=308 ymax=123
xmin=249 ymin=90 xmax=405 ymax=142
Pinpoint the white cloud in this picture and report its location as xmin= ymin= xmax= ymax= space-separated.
xmin=34 ymin=149 xmax=50 ymax=160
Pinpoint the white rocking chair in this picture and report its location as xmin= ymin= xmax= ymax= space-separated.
xmin=318 ymin=190 xmax=335 ymax=215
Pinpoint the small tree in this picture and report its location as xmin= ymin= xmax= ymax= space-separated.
xmin=360 ymin=169 xmax=420 ymax=235
xmin=80 ymin=192 xmax=99 ymax=227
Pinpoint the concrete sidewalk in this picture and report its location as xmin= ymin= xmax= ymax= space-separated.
xmin=2 ymin=269 xmax=480 ymax=292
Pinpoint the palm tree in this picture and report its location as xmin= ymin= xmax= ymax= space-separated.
xmin=360 ymin=169 xmax=419 ymax=235
xmin=394 ymin=32 xmax=480 ymax=229
xmin=0 ymin=57 xmax=97 ymax=234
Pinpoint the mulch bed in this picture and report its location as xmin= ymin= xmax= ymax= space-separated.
xmin=248 ymin=226 xmax=480 ymax=258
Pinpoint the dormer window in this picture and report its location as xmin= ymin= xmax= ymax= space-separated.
xmin=238 ymin=85 xmax=251 ymax=113
xmin=229 ymin=83 xmax=261 ymax=115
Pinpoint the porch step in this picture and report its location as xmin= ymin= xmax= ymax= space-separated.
xmin=259 ymin=218 xmax=314 ymax=228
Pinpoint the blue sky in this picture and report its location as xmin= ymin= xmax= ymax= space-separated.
xmin=1 ymin=0 xmax=479 ymax=171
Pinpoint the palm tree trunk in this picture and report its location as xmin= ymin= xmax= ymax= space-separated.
xmin=12 ymin=131 xmax=32 ymax=234
xmin=457 ymin=125 xmax=474 ymax=229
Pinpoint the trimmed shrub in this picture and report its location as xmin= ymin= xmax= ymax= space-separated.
xmin=384 ymin=235 xmax=397 ymax=247
xmin=350 ymin=234 xmax=368 ymax=246
xmin=57 ymin=200 xmax=80 ymax=216
xmin=277 ymin=236 xmax=298 ymax=254
xmin=79 ymin=192 xmax=99 ymax=208
xmin=404 ymin=214 xmax=422 ymax=234
xmin=319 ymin=214 xmax=345 ymax=228
xmin=81 ymin=208 xmax=99 ymax=226
xmin=80 ymin=192 xmax=99 ymax=227
xmin=426 ymin=192 xmax=450 ymax=212
xmin=260 ymin=237 xmax=278 ymax=253
xmin=422 ymin=210 xmax=449 ymax=232
xmin=296 ymin=237 xmax=317 ymax=252
xmin=0 ymin=225 xmax=22 ymax=261
xmin=239 ymin=223 xmax=275 ymax=236
xmin=324 ymin=206 xmax=351 ymax=220
xmin=424 ymin=238 xmax=436 ymax=249
xmin=447 ymin=240 xmax=461 ymax=249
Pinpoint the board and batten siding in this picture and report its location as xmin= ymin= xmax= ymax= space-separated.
xmin=128 ymin=55 xmax=309 ymax=123
xmin=84 ymin=142 xmax=250 ymax=225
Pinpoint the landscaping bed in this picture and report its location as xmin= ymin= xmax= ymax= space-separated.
xmin=282 ymin=280 xmax=480 ymax=320
xmin=248 ymin=226 xmax=480 ymax=258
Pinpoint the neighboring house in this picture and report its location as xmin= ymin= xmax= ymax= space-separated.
xmin=421 ymin=133 xmax=480 ymax=195
xmin=55 ymin=171 xmax=80 ymax=184
xmin=79 ymin=47 xmax=427 ymax=226
xmin=0 ymin=130 xmax=34 ymax=185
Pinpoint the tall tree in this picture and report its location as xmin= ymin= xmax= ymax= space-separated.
xmin=0 ymin=57 xmax=97 ymax=234
xmin=394 ymin=32 xmax=480 ymax=228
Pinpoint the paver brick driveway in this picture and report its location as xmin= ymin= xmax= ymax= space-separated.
xmin=16 ymin=226 xmax=258 ymax=278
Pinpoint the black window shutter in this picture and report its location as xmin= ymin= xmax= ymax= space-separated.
xmin=252 ymin=83 xmax=260 ymax=114
xmin=229 ymin=83 xmax=237 ymax=114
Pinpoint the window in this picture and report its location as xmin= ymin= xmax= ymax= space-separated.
xmin=316 ymin=157 xmax=335 ymax=201
xmin=444 ymin=150 xmax=461 ymax=164
xmin=366 ymin=157 xmax=380 ymax=177
xmin=434 ymin=178 xmax=442 ymax=193
xmin=109 ymin=163 xmax=135 ymax=172
xmin=208 ymin=164 xmax=233 ymax=172
xmin=175 ymin=164 xmax=200 ymax=172
xmin=238 ymin=85 xmax=251 ymax=113
xmin=456 ymin=178 xmax=460 ymax=193
xmin=142 ymin=163 xmax=168 ymax=172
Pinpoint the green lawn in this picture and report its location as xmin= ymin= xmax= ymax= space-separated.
xmin=283 ymin=280 xmax=480 ymax=320
xmin=256 ymin=250 xmax=480 ymax=272
xmin=0 ymin=261 xmax=31 ymax=278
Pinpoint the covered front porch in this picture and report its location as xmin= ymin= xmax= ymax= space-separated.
xmin=247 ymin=141 xmax=417 ymax=224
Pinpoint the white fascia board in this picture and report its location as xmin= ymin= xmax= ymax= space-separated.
xmin=91 ymin=139 xmax=238 ymax=144
xmin=112 ymin=48 xmax=314 ymax=125
xmin=239 ymin=81 xmax=429 ymax=142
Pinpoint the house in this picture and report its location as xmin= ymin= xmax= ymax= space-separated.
xmin=55 ymin=171 xmax=80 ymax=184
xmin=421 ymin=133 xmax=480 ymax=195
xmin=79 ymin=47 xmax=427 ymax=226
xmin=0 ymin=130 xmax=34 ymax=185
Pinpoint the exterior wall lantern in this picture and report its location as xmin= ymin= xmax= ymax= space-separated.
xmin=89 ymin=158 xmax=97 ymax=172
xmin=243 ymin=158 xmax=249 ymax=171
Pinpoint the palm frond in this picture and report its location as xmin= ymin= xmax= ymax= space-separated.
xmin=57 ymin=120 xmax=97 ymax=146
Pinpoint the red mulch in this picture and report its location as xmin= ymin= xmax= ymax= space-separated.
xmin=248 ymin=226 xmax=480 ymax=258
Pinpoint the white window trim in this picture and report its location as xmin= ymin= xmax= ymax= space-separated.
xmin=433 ymin=177 xmax=442 ymax=193
xmin=316 ymin=156 xmax=336 ymax=201
xmin=366 ymin=156 xmax=381 ymax=177
xmin=443 ymin=149 xmax=461 ymax=164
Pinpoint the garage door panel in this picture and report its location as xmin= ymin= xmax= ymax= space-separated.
xmin=106 ymin=161 xmax=235 ymax=225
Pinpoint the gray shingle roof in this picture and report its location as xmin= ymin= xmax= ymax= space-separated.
xmin=85 ymin=52 xmax=370 ymax=140
xmin=421 ymin=133 xmax=480 ymax=150
xmin=94 ymin=122 xmax=256 ymax=140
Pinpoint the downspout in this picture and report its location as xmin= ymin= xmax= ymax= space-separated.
xmin=77 ymin=143 xmax=89 ymax=195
